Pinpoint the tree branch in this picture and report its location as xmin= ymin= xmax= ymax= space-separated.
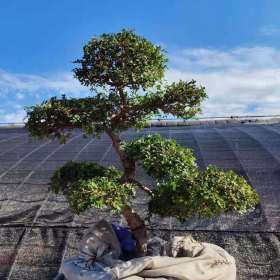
xmin=130 ymin=179 xmax=154 ymax=196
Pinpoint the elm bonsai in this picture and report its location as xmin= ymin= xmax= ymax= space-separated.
xmin=24 ymin=29 xmax=259 ymax=252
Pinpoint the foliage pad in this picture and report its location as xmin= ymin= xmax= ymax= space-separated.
xmin=66 ymin=177 xmax=135 ymax=213
xmin=122 ymin=134 xmax=199 ymax=181
xmin=124 ymin=134 xmax=259 ymax=220
xmin=73 ymin=29 xmax=167 ymax=91
xmin=50 ymin=161 xmax=135 ymax=213
xmin=50 ymin=161 xmax=122 ymax=194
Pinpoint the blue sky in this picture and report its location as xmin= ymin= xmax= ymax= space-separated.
xmin=1 ymin=0 xmax=280 ymax=122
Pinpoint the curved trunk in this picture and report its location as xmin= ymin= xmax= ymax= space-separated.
xmin=122 ymin=205 xmax=147 ymax=254
xmin=106 ymin=129 xmax=136 ymax=182
xmin=106 ymin=129 xmax=148 ymax=253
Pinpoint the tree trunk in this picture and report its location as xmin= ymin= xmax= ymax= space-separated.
xmin=106 ymin=129 xmax=148 ymax=253
xmin=106 ymin=129 xmax=136 ymax=182
xmin=122 ymin=205 xmax=147 ymax=255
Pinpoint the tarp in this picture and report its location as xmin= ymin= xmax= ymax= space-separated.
xmin=0 ymin=124 xmax=280 ymax=279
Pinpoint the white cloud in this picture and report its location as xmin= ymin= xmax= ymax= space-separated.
xmin=16 ymin=92 xmax=25 ymax=100
xmin=0 ymin=70 xmax=86 ymax=94
xmin=167 ymin=47 xmax=280 ymax=117
xmin=0 ymin=109 xmax=26 ymax=123
xmin=1 ymin=46 xmax=280 ymax=122
xmin=259 ymin=25 xmax=280 ymax=36
xmin=169 ymin=47 xmax=280 ymax=71
xmin=0 ymin=70 xmax=90 ymax=123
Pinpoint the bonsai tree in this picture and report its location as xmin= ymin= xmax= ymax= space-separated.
xmin=25 ymin=29 xmax=259 ymax=252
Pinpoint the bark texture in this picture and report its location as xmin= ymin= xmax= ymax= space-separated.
xmin=106 ymin=129 xmax=148 ymax=252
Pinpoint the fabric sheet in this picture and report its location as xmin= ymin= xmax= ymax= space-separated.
xmin=58 ymin=220 xmax=236 ymax=280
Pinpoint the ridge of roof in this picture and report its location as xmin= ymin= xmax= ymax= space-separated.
xmin=1 ymin=116 xmax=280 ymax=129
xmin=148 ymin=116 xmax=280 ymax=127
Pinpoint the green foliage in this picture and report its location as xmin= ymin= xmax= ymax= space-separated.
xmin=24 ymin=93 xmax=121 ymax=141
xmin=149 ymin=165 xmax=259 ymax=221
xmin=66 ymin=177 xmax=135 ymax=214
xmin=73 ymin=29 xmax=167 ymax=91
xmin=122 ymin=134 xmax=199 ymax=181
xmin=140 ymin=80 xmax=207 ymax=119
xmin=24 ymin=29 xmax=259 ymax=223
xmin=50 ymin=160 xmax=122 ymax=194
xmin=196 ymin=165 xmax=259 ymax=216
xmin=24 ymin=30 xmax=207 ymax=141
xmin=50 ymin=160 xmax=135 ymax=213
xmin=123 ymin=134 xmax=259 ymax=220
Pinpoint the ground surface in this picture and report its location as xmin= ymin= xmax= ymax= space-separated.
xmin=0 ymin=124 xmax=280 ymax=279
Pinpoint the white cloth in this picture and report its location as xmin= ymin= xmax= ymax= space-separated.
xmin=58 ymin=221 xmax=236 ymax=280
xmin=59 ymin=256 xmax=115 ymax=280
xmin=111 ymin=242 xmax=236 ymax=280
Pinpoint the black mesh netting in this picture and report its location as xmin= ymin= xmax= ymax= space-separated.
xmin=1 ymin=124 xmax=280 ymax=279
